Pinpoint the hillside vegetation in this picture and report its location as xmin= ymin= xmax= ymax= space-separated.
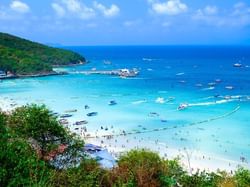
xmin=0 ymin=33 xmax=85 ymax=75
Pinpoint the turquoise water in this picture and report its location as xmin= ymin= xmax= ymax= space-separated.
xmin=1 ymin=46 xmax=250 ymax=164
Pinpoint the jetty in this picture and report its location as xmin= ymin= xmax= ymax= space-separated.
xmin=72 ymin=68 xmax=139 ymax=78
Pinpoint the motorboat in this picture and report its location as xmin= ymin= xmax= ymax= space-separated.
xmin=195 ymin=83 xmax=203 ymax=87
xmin=148 ymin=112 xmax=160 ymax=117
xmin=74 ymin=120 xmax=88 ymax=125
xmin=177 ymin=103 xmax=188 ymax=111
xmin=233 ymin=63 xmax=242 ymax=67
xmin=84 ymin=105 xmax=90 ymax=109
xmin=87 ymin=112 xmax=98 ymax=117
xmin=215 ymin=79 xmax=222 ymax=83
xmin=208 ymin=82 xmax=216 ymax=86
xmin=64 ymin=109 xmax=77 ymax=113
xmin=225 ymin=86 xmax=234 ymax=90
xmin=224 ymin=95 xmax=232 ymax=100
xmin=108 ymin=100 xmax=117 ymax=106
xmin=103 ymin=60 xmax=112 ymax=65
xmin=60 ymin=114 xmax=73 ymax=118
xmin=59 ymin=119 xmax=69 ymax=125
xmin=166 ymin=97 xmax=175 ymax=102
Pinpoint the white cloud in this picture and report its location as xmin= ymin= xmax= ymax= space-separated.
xmin=232 ymin=2 xmax=250 ymax=16
xmin=150 ymin=0 xmax=188 ymax=15
xmin=193 ymin=3 xmax=250 ymax=27
xmin=62 ymin=0 xmax=81 ymax=13
xmin=52 ymin=3 xmax=65 ymax=17
xmin=93 ymin=2 xmax=120 ymax=17
xmin=10 ymin=0 xmax=30 ymax=13
xmin=194 ymin=5 xmax=218 ymax=18
xmin=204 ymin=5 xmax=218 ymax=15
xmin=52 ymin=0 xmax=95 ymax=20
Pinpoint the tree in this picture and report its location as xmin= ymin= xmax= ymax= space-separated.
xmin=234 ymin=168 xmax=250 ymax=187
xmin=7 ymin=104 xmax=84 ymax=168
xmin=102 ymin=149 xmax=181 ymax=187
xmin=0 ymin=112 xmax=51 ymax=186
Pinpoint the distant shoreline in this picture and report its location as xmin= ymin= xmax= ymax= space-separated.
xmin=0 ymin=71 xmax=68 ymax=80
xmin=0 ymin=62 xmax=87 ymax=80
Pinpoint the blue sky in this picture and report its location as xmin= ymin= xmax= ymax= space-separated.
xmin=0 ymin=0 xmax=250 ymax=45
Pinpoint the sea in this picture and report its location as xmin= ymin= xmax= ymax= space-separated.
xmin=1 ymin=46 xmax=250 ymax=166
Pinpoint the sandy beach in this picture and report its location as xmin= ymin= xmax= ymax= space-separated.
xmin=84 ymin=134 xmax=249 ymax=173
xmin=0 ymin=97 xmax=19 ymax=112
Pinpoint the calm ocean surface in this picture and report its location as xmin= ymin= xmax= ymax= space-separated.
xmin=1 ymin=46 xmax=250 ymax=164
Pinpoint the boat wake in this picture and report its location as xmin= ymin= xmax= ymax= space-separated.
xmin=132 ymin=100 xmax=147 ymax=105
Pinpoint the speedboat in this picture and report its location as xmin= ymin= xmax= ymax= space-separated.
xmin=74 ymin=120 xmax=88 ymax=125
xmin=215 ymin=79 xmax=222 ymax=83
xmin=148 ymin=112 xmax=159 ymax=117
xmin=84 ymin=105 xmax=90 ymax=109
xmin=166 ymin=97 xmax=175 ymax=102
xmin=103 ymin=60 xmax=112 ymax=65
xmin=60 ymin=114 xmax=73 ymax=118
xmin=224 ymin=95 xmax=232 ymax=100
xmin=64 ymin=109 xmax=77 ymax=113
xmin=225 ymin=86 xmax=234 ymax=90
xmin=177 ymin=103 xmax=188 ymax=111
xmin=195 ymin=83 xmax=203 ymax=87
xmin=87 ymin=112 xmax=98 ymax=117
xmin=59 ymin=119 xmax=69 ymax=125
xmin=233 ymin=63 xmax=242 ymax=67
xmin=108 ymin=100 xmax=117 ymax=106
xmin=208 ymin=82 xmax=216 ymax=86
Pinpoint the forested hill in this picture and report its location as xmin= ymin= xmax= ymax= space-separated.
xmin=0 ymin=32 xmax=85 ymax=75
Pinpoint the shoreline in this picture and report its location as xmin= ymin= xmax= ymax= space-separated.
xmin=0 ymin=61 xmax=87 ymax=81
xmin=0 ymin=71 xmax=68 ymax=80
xmin=85 ymin=135 xmax=249 ymax=173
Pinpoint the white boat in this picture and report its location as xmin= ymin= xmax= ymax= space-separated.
xmin=225 ymin=86 xmax=234 ymax=90
xmin=195 ymin=83 xmax=203 ymax=87
xmin=233 ymin=63 xmax=242 ymax=67
xmin=178 ymin=103 xmax=188 ymax=110
xmin=208 ymin=82 xmax=216 ymax=86
xmin=215 ymin=79 xmax=222 ymax=83
xmin=103 ymin=60 xmax=112 ymax=65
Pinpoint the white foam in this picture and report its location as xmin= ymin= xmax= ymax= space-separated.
xmin=189 ymin=99 xmax=233 ymax=107
xmin=176 ymin=72 xmax=185 ymax=76
xmin=155 ymin=97 xmax=165 ymax=104
xmin=132 ymin=100 xmax=147 ymax=105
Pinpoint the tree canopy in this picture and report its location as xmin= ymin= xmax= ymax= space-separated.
xmin=0 ymin=32 xmax=85 ymax=75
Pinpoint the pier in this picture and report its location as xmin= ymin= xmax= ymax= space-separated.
xmin=72 ymin=68 xmax=139 ymax=77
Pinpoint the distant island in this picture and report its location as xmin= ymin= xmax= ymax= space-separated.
xmin=0 ymin=32 xmax=85 ymax=77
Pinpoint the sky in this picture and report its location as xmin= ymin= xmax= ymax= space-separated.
xmin=0 ymin=0 xmax=250 ymax=45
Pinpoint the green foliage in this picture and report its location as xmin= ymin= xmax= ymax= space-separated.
xmin=7 ymin=104 xmax=84 ymax=170
xmin=0 ymin=32 xmax=85 ymax=75
xmin=7 ymin=104 xmax=68 ymax=158
xmin=234 ymin=168 xmax=250 ymax=187
xmin=51 ymin=159 xmax=104 ymax=187
xmin=0 ymin=112 xmax=51 ymax=187
xmin=102 ymin=149 xmax=170 ymax=186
